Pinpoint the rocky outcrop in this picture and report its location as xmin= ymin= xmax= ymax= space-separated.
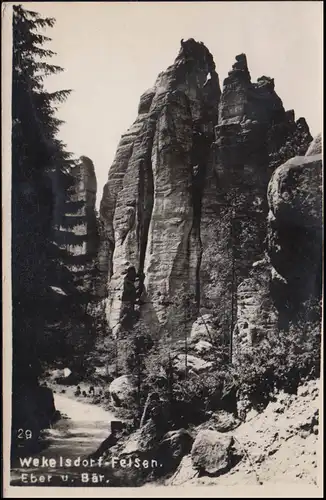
xmin=53 ymin=156 xmax=99 ymax=293
xmin=99 ymin=38 xmax=220 ymax=334
xmin=233 ymin=132 xmax=322 ymax=347
xmin=267 ymin=141 xmax=322 ymax=322
xmin=99 ymin=40 xmax=316 ymax=341
xmin=200 ymin=54 xmax=312 ymax=321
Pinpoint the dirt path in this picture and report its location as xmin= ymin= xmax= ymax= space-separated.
xmin=10 ymin=392 xmax=117 ymax=486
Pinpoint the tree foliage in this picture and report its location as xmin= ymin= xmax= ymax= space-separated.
xmin=11 ymin=5 xmax=95 ymax=391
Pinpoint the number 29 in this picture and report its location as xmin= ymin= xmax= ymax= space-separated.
xmin=17 ymin=429 xmax=32 ymax=439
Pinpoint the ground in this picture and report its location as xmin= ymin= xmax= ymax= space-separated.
xmin=43 ymin=370 xmax=321 ymax=488
xmin=167 ymin=379 xmax=321 ymax=487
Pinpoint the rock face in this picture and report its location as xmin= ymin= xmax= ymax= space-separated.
xmin=233 ymin=260 xmax=278 ymax=358
xmin=190 ymin=314 xmax=216 ymax=342
xmin=53 ymin=156 xmax=99 ymax=294
xmin=201 ymin=54 xmax=312 ymax=327
xmin=99 ymin=39 xmax=220 ymax=335
xmin=267 ymin=143 xmax=323 ymax=322
xmin=99 ymin=39 xmax=317 ymax=341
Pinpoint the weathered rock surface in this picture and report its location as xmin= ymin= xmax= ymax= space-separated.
xmin=99 ymin=38 xmax=220 ymax=333
xmin=103 ymin=421 xmax=192 ymax=483
xmin=233 ymin=259 xmax=278 ymax=358
xmin=54 ymin=156 xmax=98 ymax=256
xmin=98 ymin=40 xmax=317 ymax=343
xmin=157 ymin=429 xmax=194 ymax=474
xmin=267 ymin=146 xmax=323 ymax=318
xmin=201 ymin=53 xmax=312 ymax=320
xmin=194 ymin=340 xmax=213 ymax=355
xmin=191 ymin=430 xmax=234 ymax=475
xmin=120 ymin=419 xmax=159 ymax=456
xmin=305 ymin=133 xmax=322 ymax=156
xmin=53 ymin=156 xmax=99 ymax=295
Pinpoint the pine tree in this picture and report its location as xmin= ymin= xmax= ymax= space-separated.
xmin=11 ymin=4 xmax=77 ymax=389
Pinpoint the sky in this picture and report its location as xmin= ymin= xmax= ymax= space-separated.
xmin=9 ymin=1 xmax=323 ymax=206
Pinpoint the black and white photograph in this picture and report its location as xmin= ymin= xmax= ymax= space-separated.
xmin=2 ymin=1 xmax=323 ymax=496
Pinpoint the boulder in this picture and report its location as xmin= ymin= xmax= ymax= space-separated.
xmin=197 ymin=410 xmax=241 ymax=433
xmin=159 ymin=429 xmax=193 ymax=458
xmin=166 ymin=454 xmax=198 ymax=485
xmin=193 ymin=340 xmax=213 ymax=355
xmin=120 ymin=420 xmax=158 ymax=456
xmin=267 ymin=151 xmax=322 ymax=315
xmin=109 ymin=375 xmax=134 ymax=407
xmin=191 ymin=430 xmax=234 ymax=475
xmin=174 ymin=354 xmax=213 ymax=375
xmin=190 ymin=314 xmax=215 ymax=342
xmin=157 ymin=429 xmax=193 ymax=475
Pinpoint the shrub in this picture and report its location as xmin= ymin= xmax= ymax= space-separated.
xmin=234 ymin=304 xmax=321 ymax=409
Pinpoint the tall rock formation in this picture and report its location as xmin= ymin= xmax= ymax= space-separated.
xmin=46 ymin=156 xmax=102 ymax=368
xmin=99 ymin=39 xmax=220 ymax=335
xmin=200 ymin=54 xmax=312 ymax=331
xmin=233 ymin=133 xmax=322 ymax=358
xmin=99 ymin=39 xmax=315 ymax=341
xmin=53 ymin=156 xmax=99 ymax=295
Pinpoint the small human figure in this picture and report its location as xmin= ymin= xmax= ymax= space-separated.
xmin=75 ymin=386 xmax=81 ymax=397
xmin=89 ymin=386 xmax=95 ymax=396
xmin=82 ymin=390 xmax=87 ymax=397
